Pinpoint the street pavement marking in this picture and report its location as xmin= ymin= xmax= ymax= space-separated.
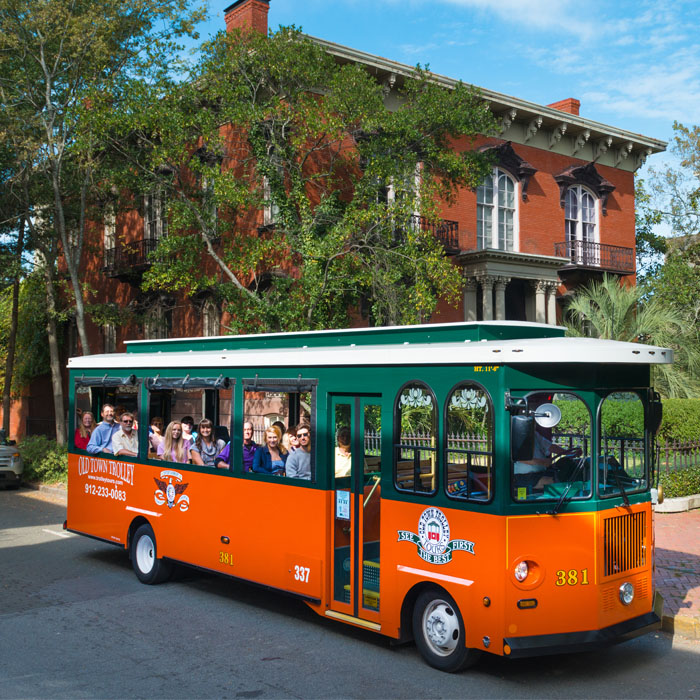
xmin=42 ymin=528 xmax=72 ymax=539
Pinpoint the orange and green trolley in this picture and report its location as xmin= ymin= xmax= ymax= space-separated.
xmin=65 ymin=321 xmax=669 ymax=671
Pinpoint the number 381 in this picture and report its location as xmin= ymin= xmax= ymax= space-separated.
xmin=555 ymin=568 xmax=589 ymax=586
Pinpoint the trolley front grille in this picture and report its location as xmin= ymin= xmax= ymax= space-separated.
xmin=603 ymin=511 xmax=646 ymax=576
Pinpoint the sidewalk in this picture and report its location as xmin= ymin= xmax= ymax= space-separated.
xmin=20 ymin=483 xmax=700 ymax=640
xmin=654 ymin=508 xmax=700 ymax=640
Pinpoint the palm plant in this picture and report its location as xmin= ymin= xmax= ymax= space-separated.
xmin=565 ymin=275 xmax=700 ymax=398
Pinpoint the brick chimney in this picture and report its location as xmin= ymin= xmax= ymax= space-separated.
xmin=547 ymin=98 xmax=581 ymax=116
xmin=224 ymin=0 xmax=270 ymax=34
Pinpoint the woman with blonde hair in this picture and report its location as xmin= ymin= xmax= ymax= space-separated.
xmin=74 ymin=411 xmax=95 ymax=450
xmin=252 ymin=424 xmax=288 ymax=475
xmin=157 ymin=421 xmax=190 ymax=463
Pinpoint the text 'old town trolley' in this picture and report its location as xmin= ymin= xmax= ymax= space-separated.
xmin=65 ymin=321 xmax=668 ymax=671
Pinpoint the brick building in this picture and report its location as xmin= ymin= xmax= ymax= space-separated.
xmin=6 ymin=0 xmax=666 ymax=439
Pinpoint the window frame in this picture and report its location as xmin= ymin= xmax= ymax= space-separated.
xmin=477 ymin=167 xmax=518 ymax=252
xmin=443 ymin=381 xmax=495 ymax=504
xmin=393 ymin=380 xmax=439 ymax=496
xmin=596 ymin=390 xmax=648 ymax=500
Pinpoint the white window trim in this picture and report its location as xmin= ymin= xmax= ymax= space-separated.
xmin=477 ymin=167 xmax=519 ymax=252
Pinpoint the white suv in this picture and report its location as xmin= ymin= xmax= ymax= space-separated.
xmin=0 ymin=441 xmax=22 ymax=489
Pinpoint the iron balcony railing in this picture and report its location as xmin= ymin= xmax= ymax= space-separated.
xmin=409 ymin=215 xmax=460 ymax=254
xmin=103 ymin=238 xmax=161 ymax=273
xmin=555 ymin=240 xmax=635 ymax=274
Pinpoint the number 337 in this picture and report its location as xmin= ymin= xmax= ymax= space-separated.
xmin=294 ymin=565 xmax=310 ymax=583
xmin=555 ymin=569 xmax=589 ymax=586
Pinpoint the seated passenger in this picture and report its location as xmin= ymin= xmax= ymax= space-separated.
xmin=157 ymin=421 xmax=190 ymax=464
xmin=282 ymin=426 xmax=298 ymax=453
xmin=148 ymin=416 xmax=164 ymax=454
xmin=190 ymin=419 xmax=226 ymax=468
xmin=86 ymin=404 xmax=120 ymax=454
xmin=74 ymin=411 xmax=95 ymax=450
xmin=112 ymin=412 xmax=138 ymax=457
xmin=252 ymin=426 xmax=287 ymax=475
xmin=181 ymin=416 xmax=197 ymax=447
xmin=285 ymin=422 xmax=311 ymax=480
xmin=334 ymin=426 xmax=351 ymax=477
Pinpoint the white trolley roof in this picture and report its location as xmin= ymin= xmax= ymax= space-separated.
xmin=69 ymin=335 xmax=672 ymax=371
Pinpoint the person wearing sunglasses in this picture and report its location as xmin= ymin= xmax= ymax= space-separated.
xmin=285 ymin=422 xmax=311 ymax=480
xmin=112 ymin=412 xmax=139 ymax=458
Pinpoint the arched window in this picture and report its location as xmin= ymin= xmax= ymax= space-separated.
xmin=394 ymin=382 xmax=437 ymax=494
xmin=564 ymin=186 xmax=598 ymax=264
xmin=477 ymin=168 xmax=516 ymax=251
xmin=202 ymin=300 xmax=220 ymax=337
xmin=444 ymin=383 xmax=493 ymax=502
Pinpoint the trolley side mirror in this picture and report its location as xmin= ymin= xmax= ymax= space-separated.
xmin=511 ymin=414 xmax=535 ymax=462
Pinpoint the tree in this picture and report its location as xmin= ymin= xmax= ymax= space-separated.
xmin=91 ymin=27 xmax=496 ymax=332
xmin=565 ymin=274 xmax=700 ymax=398
xmin=0 ymin=0 xmax=205 ymax=357
xmin=635 ymin=179 xmax=666 ymax=280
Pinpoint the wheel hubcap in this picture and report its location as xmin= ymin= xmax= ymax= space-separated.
xmin=136 ymin=534 xmax=155 ymax=574
xmin=423 ymin=600 xmax=460 ymax=656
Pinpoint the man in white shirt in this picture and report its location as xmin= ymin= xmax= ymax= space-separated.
xmin=112 ymin=412 xmax=138 ymax=457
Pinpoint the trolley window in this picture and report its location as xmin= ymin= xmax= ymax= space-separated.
xmin=394 ymin=382 xmax=438 ymax=494
xmin=512 ymin=392 xmax=592 ymax=503
xmin=444 ymin=384 xmax=493 ymax=502
xmin=145 ymin=376 xmax=232 ymax=466
xmin=599 ymin=391 xmax=647 ymax=497
xmin=242 ymin=378 xmax=316 ymax=481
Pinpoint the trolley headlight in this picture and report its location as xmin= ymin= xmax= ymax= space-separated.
xmin=514 ymin=561 xmax=529 ymax=582
xmin=619 ymin=582 xmax=634 ymax=606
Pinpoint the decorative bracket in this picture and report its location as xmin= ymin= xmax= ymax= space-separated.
xmin=572 ymin=129 xmax=590 ymax=156
xmin=549 ymin=123 xmax=567 ymax=149
xmin=615 ymin=142 xmax=634 ymax=167
xmin=382 ymin=73 xmax=397 ymax=98
xmin=593 ymin=137 xmax=613 ymax=161
xmin=524 ymin=116 xmax=543 ymax=143
xmin=499 ymin=109 xmax=517 ymax=135
xmin=635 ymin=147 xmax=653 ymax=171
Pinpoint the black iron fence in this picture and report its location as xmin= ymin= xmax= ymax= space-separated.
xmin=409 ymin=215 xmax=460 ymax=252
xmin=104 ymin=237 xmax=161 ymax=272
xmin=554 ymin=239 xmax=635 ymax=274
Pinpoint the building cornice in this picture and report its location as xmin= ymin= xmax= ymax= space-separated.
xmin=308 ymin=35 xmax=666 ymax=172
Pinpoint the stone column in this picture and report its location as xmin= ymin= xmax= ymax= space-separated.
xmin=480 ymin=276 xmax=495 ymax=321
xmin=463 ymin=277 xmax=478 ymax=322
xmin=531 ymin=280 xmax=547 ymax=324
xmin=546 ymin=282 xmax=559 ymax=325
xmin=494 ymin=277 xmax=510 ymax=321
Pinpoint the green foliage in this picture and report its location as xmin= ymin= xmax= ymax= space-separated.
xmin=18 ymin=435 xmax=68 ymax=484
xmin=659 ymin=465 xmax=700 ymax=498
xmin=635 ymin=180 xmax=666 ymax=280
xmin=657 ymin=399 xmax=700 ymax=442
xmin=0 ymin=273 xmax=54 ymax=397
xmin=90 ymin=25 xmax=496 ymax=333
xmin=565 ymin=274 xmax=700 ymax=398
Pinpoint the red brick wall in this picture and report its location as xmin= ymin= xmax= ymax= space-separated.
xmin=225 ymin=0 xmax=269 ymax=34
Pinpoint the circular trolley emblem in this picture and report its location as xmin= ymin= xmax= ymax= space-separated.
xmin=397 ymin=507 xmax=475 ymax=565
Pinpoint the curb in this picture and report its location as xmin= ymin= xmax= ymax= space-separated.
xmin=21 ymin=481 xmax=67 ymax=503
xmin=655 ymin=493 xmax=700 ymax=513
xmin=662 ymin=613 xmax=700 ymax=640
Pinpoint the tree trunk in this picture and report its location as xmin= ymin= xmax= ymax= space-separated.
xmin=2 ymin=215 xmax=25 ymax=437
xmin=42 ymin=261 xmax=67 ymax=445
xmin=53 ymin=170 xmax=91 ymax=355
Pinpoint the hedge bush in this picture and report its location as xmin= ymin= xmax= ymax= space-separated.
xmin=657 ymin=399 xmax=700 ymax=442
xmin=18 ymin=435 xmax=68 ymax=484
xmin=659 ymin=464 xmax=700 ymax=499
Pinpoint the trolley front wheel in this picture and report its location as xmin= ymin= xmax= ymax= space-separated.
xmin=412 ymin=588 xmax=479 ymax=672
xmin=131 ymin=523 xmax=172 ymax=585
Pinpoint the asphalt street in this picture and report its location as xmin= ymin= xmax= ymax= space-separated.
xmin=1 ymin=487 xmax=699 ymax=699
